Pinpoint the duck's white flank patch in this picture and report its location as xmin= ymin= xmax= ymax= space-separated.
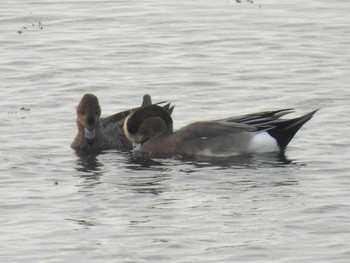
xmin=249 ymin=132 xmax=279 ymax=153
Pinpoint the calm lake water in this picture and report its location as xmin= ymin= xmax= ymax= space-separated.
xmin=1 ymin=0 xmax=350 ymax=262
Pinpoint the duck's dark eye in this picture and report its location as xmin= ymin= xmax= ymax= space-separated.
xmin=81 ymin=111 xmax=85 ymax=115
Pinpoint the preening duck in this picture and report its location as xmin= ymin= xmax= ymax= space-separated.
xmin=71 ymin=93 xmax=174 ymax=151
xmin=124 ymin=105 xmax=318 ymax=157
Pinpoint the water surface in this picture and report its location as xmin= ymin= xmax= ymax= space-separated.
xmin=1 ymin=0 xmax=350 ymax=262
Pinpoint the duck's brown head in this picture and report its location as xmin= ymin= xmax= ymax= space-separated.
xmin=124 ymin=105 xmax=173 ymax=145
xmin=76 ymin=93 xmax=101 ymax=145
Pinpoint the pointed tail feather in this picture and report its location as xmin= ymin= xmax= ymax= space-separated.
xmin=267 ymin=109 xmax=319 ymax=150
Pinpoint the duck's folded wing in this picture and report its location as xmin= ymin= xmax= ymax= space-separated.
xmin=218 ymin=109 xmax=294 ymax=131
xmin=102 ymin=109 xmax=133 ymax=124
xmin=178 ymin=121 xmax=257 ymax=140
xmin=142 ymin=94 xmax=175 ymax=114
xmin=222 ymin=109 xmax=294 ymax=124
xmin=101 ymin=94 xmax=175 ymax=125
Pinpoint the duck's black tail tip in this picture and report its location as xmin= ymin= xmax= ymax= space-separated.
xmin=268 ymin=109 xmax=319 ymax=151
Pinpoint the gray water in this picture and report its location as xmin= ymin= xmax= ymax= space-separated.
xmin=1 ymin=0 xmax=350 ymax=262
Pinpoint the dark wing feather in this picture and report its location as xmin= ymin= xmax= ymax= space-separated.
xmin=223 ymin=109 xmax=294 ymax=123
xmin=101 ymin=94 xmax=174 ymax=125
xmin=221 ymin=109 xmax=295 ymax=131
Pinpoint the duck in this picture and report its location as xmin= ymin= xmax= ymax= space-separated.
xmin=71 ymin=93 xmax=174 ymax=151
xmin=123 ymin=105 xmax=318 ymax=157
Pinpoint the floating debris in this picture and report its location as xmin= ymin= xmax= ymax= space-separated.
xmin=17 ymin=21 xmax=44 ymax=34
xmin=235 ymin=0 xmax=255 ymax=3
xmin=20 ymin=107 xmax=31 ymax=111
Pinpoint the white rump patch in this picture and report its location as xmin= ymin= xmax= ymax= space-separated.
xmin=249 ymin=132 xmax=279 ymax=153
